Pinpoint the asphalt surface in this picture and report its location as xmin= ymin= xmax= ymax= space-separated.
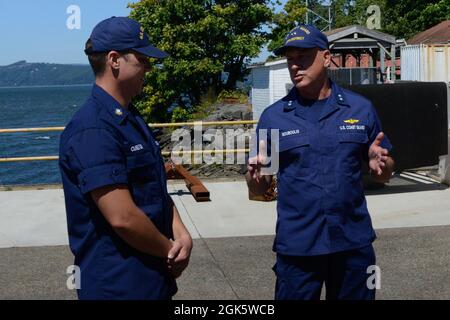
xmin=0 ymin=225 xmax=448 ymax=300
xmin=0 ymin=174 xmax=449 ymax=300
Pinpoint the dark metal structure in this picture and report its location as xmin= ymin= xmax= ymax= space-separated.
xmin=344 ymin=82 xmax=448 ymax=171
xmin=325 ymin=25 xmax=398 ymax=83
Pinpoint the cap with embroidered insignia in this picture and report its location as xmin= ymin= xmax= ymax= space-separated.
xmin=85 ymin=16 xmax=169 ymax=59
xmin=274 ymin=24 xmax=329 ymax=55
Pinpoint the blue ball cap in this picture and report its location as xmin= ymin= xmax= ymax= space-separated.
xmin=274 ymin=24 xmax=329 ymax=55
xmin=85 ymin=16 xmax=169 ymax=59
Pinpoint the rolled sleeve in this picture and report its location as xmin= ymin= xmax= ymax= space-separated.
xmin=68 ymin=128 xmax=128 ymax=194
xmin=78 ymin=163 xmax=127 ymax=194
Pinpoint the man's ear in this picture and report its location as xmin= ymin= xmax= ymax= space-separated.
xmin=107 ymin=51 xmax=120 ymax=70
xmin=323 ymin=49 xmax=331 ymax=68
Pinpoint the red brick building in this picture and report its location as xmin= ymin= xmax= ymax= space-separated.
xmin=324 ymin=25 xmax=400 ymax=82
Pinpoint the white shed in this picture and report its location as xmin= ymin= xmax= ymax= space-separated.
xmin=401 ymin=44 xmax=450 ymax=82
xmin=401 ymin=21 xmax=450 ymax=82
xmin=249 ymin=59 xmax=291 ymax=120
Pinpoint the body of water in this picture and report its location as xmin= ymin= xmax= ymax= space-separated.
xmin=0 ymin=85 xmax=92 ymax=186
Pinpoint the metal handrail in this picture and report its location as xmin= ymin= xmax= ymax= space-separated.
xmin=0 ymin=127 xmax=66 ymax=134
xmin=0 ymin=120 xmax=255 ymax=162
xmin=0 ymin=150 xmax=250 ymax=162
xmin=0 ymin=156 xmax=59 ymax=162
xmin=0 ymin=120 xmax=257 ymax=134
xmin=150 ymin=120 xmax=257 ymax=128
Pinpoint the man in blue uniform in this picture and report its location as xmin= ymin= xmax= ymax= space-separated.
xmin=246 ymin=25 xmax=394 ymax=300
xmin=59 ymin=17 xmax=192 ymax=300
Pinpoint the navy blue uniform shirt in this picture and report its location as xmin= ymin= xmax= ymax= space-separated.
xmin=257 ymin=81 xmax=392 ymax=256
xmin=59 ymin=84 xmax=176 ymax=299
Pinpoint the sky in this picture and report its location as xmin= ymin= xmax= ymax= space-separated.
xmin=0 ymin=0 xmax=133 ymax=66
xmin=0 ymin=0 xmax=287 ymax=66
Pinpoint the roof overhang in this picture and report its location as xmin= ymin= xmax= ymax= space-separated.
xmin=326 ymin=25 xmax=397 ymax=51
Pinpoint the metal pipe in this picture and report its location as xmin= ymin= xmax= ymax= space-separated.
xmin=162 ymin=149 xmax=250 ymax=156
xmin=0 ymin=156 xmax=59 ymax=162
xmin=328 ymin=6 xmax=331 ymax=31
xmin=377 ymin=42 xmax=391 ymax=58
xmin=391 ymin=44 xmax=396 ymax=83
xmin=0 ymin=127 xmax=66 ymax=134
xmin=0 ymin=120 xmax=258 ymax=134
xmin=0 ymin=149 xmax=251 ymax=162
xmin=149 ymin=120 xmax=257 ymax=128
xmin=306 ymin=0 xmax=308 ymax=24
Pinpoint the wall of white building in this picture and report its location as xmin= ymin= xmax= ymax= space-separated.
xmin=251 ymin=59 xmax=291 ymax=120
xmin=401 ymin=44 xmax=450 ymax=82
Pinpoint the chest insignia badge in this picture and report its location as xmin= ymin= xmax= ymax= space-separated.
xmin=344 ymin=119 xmax=359 ymax=124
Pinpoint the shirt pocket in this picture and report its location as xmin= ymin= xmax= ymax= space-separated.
xmin=126 ymin=151 xmax=163 ymax=206
xmin=278 ymin=135 xmax=310 ymax=177
xmin=126 ymin=151 xmax=159 ymax=183
xmin=338 ymin=132 xmax=368 ymax=153
xmin=338 ymin=132 xmax=368 ymax=178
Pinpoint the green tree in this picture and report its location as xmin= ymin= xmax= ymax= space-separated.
xmin=383 ymin=0 xmax=450 ymax=40
xmin=268 ymin=0 xmax=343 ymax=57
xmin=215 ymin=1 xmax=274 ymax=89
xmin=267 ymin=0 xmax=308 ymax=55
xmin=329 ymin=0 xmax=449 ymax=40
xmin=129 ymin=0 xmax=272 ymax=122
xmin=330 ymin=0 xmax=387 ymax=29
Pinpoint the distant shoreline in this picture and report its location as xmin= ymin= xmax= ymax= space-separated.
xmin=0 ymin=84 xmax=92 ymax=89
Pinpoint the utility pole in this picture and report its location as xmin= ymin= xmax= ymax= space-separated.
xmin=306 ymin=0 xmax=309 ymax=24
xmin=305 ymin=0 xmax=332 ymax=31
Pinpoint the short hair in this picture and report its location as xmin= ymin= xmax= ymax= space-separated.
xmin=85 ymin=39 xmax=107 ymax=76
xmin=85 ymin=39 xmax=133 ymax=76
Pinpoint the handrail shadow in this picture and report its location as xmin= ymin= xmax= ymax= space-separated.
xmin=364 ymin=175 xmax=448 ymax=196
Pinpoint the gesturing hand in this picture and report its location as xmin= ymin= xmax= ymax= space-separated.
xmin=368 ymin=132 xmax=389 ymax=176
xmin=247 ymin=140 xmax=268 ymax=183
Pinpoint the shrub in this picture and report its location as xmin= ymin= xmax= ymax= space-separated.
xmin=171 ymin=107 xmax=193 ymax=123
xmin=217 ymin=90 xmax=248 ymax=104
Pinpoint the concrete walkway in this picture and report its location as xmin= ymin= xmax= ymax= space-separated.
xmin=0 ymin=175 xmax=449 ymax=299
